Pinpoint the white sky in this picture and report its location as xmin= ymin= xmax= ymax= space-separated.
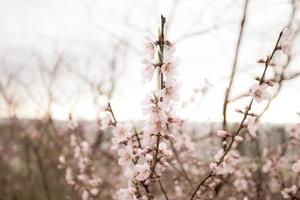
xmin=0 ymin=0 xmax=299 ymax=123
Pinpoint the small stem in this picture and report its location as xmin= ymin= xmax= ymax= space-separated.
xmin=108 ymin=102 xmax=117 ymax=125
xmin=222 ymin=0 xmax=249 ymax=130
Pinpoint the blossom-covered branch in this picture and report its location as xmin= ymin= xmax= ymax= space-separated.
xmin=190 ymin=27 xmax=289 ymax=200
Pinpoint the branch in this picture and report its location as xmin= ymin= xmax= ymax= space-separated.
xmin=190 ymin=28 xmax=284 ymax=200
xmin=222 ymin=0 xmax=250 ymax=130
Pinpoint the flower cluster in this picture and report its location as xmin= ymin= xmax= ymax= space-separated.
xmin=98 ymin=17 xmax=182 ymax=200
xmin=210 ymin=149 xmax=240 ymax=175
xmin=58 ymin=131 xmax=101 ymax=200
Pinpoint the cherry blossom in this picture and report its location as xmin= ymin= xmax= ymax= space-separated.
xmin=279 ymin=27 xmax=292 ymax=55
xmin=134 ymin=163 xmax=150 ymax=181
xmin=217 ymin=130 xmax=231 ymax=139
xmin=281 ymin=185 xmax=297 ymax=199
xmin=292 ymin=160 xmax=300 ymax=173
xmin=162 ymin=78 xmax=180 ymax=102
xmin=212 ymin=150 xmax=240 ymax=175
xmin=100 ymin=113 xmax=113 ymax=129
xmin=161 ymin=58 xmax=179 ymax=78
xmin=118 ymin=146 xmax=134 ymax=166
xmin=143 ymin=37 xmax=156 ymax=60
xmin=249 ymin=83 xmax=271 ymax=103
xmin=113 ymin=123 xmax=132 ymax=143
xmin=142 ymin=59 xmax=156 ymax=81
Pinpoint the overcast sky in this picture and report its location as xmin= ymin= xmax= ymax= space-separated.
xmin=0 ymin=0 xmax=299 ymax=123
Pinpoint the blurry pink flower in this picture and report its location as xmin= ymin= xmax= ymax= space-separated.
xmin=100 ymin=114 xmax=113 ymax=130
xmin=280 ymin=28 xmax=292 ymax=56
xmin=124 ymin=167 xmax=133 ymax=178
xmin=162 ymin=78 xmax=180 ymax=102
xmin=217 ymin=130 xmax=231 ymax=139
xmin=90 ymin=188 xmax=99 ymax=196
xmin=65 ymin=167 xmax=75 ymax=185
xmin=233 ymin=178 xmax=248 ymax=192
xmin=262 ymin=159 xmax=272 ymax=173
xmin=247 ymin=117 xmax=257 ymax=138
xmin=134 ymin=163 xmax=150 ymax=181
xmin=59 ymin=155 xmax=66 ymax=164
xmin=143 ymin=37 xmax=156 ymax=60
xmin=82 ymin=190 xmax=89 ymax=200
xmin=80 ymin=141 xmax=90 ymax=153
xmin=250 ymin=83 xmax=271 ymax=103
xmin=145 ymin=153 xmax=153 ymax=161
xmin=289 ymin=125 xmax=300 ymax=141
xmin=113 ymin=123 xmax=132 ymax=143
xmin=210 ymin=162 xmax=217 ymax=171
xmin=214 ymin=149 xmax=224 ymax=161
xmin=213 ymin=151 xmax=240 ymax=175
xmin=142 ymin=59 xmax=155 ymax=81
xmin=100 ymin=103 xmax=110 ymax=112
xmin=159 ymin=142 xmax=172 ymax=160
xmin=161 ymin=59 xmax=179 ymax=78
xmin=117 ymin=146 xmax=133 ymax=166
xmin=281 ymin=185 xmax=297 ymax=199
xmin=234 ymin=135 xmax=244 ymax=142
xmin=292 ymin=160 xmax=300 ymax=173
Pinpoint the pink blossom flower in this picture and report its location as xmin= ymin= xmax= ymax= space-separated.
xmin=124 ymin=168 xmax=133 ymax=178
xmin=212 ymin=151 xmax=240 ymax=175
xmin=214 ymin=149 xmax=225 ymax=161
xmin=279 ymin=28 xmax=292 ymax=56
xmin=100 ymin=103 xmax=110 ymax=112
xmin=113 ymin=123 xmax=132 ymax=143
xmin=247 ymin=117 xmax=257 ymax=138
xmin=134 ymin=163 xmax=150 ymax=181
xmin=292 ymin=160 xmax=300 ymax=173
xmin=143 ymin=37 xmax=156 ymax=60
xmin=117 ymin=146 xmax=134 ymax=166
xmin=161 ymin=58 xmax=179 ymax=78
xmin=262 ymin=159 xmax=272 ymax=173
xmin=217 ymin=130 xmax=231 ymax=139
xmin=80 ymin=141 xmax=90 ymax=153
xmin=249 ymin=83 xmax=271 ymax=103
xmin=59 ymin=155 xmax=66 ymax=164
xmin=162 ymin=78 xmax=180 ymax=102
xmin=100 ymin=113 xmax=113 ymax=129
xmin=142 ymin=59 xmax=155 ymax=81
xmin=90 ymin=188 xmax=99 ymax=196
xmin=82 ymin=190 xmax=89 ymax=200
xmin=289 ymin=125 xmax=300 ymax=143
xmin=65 ymin=167 xmax=75 ymax=185
xmin=234 ymin=135 xmax=244 ymax=142
xmin=159 ymin=142 xmax=172 ymax=160
xmin=233 ymin=178 xmax=248 ymax=192
xmin=281 ymin=185 xmax=297 ymax=199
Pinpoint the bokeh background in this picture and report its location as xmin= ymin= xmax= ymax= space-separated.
xmin=0 ymin=0 xmax=299 ymax=123
xmin=1 ymin=0 xmax=300 ymax=200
